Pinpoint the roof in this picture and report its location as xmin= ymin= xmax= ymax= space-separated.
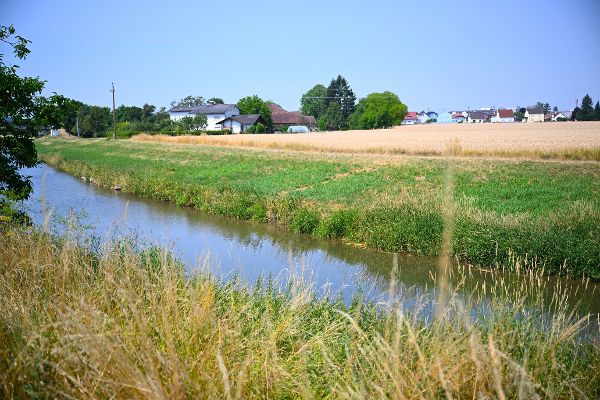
xmin=267 ymin=103 xmax=316 ymax=125
xmin=220 ymin=114 xmax=263 ymax=125
xmin=451 ymin=112 xmax=465 ymax=119
xmin=526 ymin=107 xmax=544 ymax=115
xmin=468 ymin=111 xmax=489 ymax=120
xmin=404 ymin=112 xmax=418 ymax=120
xmin=426 ymin=111 xmax=438 ymax=116
xmin=497 ymin=109 xmax=514 ymax=118
xmin=169 ymin=104 xmax=239 ymax=114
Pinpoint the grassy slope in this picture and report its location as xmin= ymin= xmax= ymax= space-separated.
xmin=37 ymin=139 xmax=600 ymax=277
xmin=1 ymin=227 xmax=599 ymax=398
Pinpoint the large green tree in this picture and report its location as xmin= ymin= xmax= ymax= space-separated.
xmin=207 ymin=97 xmax=224 ymax=104
xmin=325 ymin=75 xmax=356 ymax=128
xmin=300 ymin=84 xmax=327 ymax=119
xmin=1 ymin=25 xmax=65 ymax=217
xmin=576 ymin=94 xmax=594 ymax=121
xmin=171 ymin=95 xmax=204 ymax=107
xmin=318 ymin=102 xmax=344 ymax=131
xmin=115 ymin=105 xmax=143 ymax=122
xmin=236 ymin=95 xmax=273 ymax=129
xmin=348 ymin=91 xmax=407 ymax=129
xmin=594 ymin=101 xmax=600 ymax=121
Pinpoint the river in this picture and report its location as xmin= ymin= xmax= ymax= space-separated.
xmin=21 ymin=164 xmax=600 ymax=320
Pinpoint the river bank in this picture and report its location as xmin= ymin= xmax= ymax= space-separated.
xmin=1 ymin=225 xmax=599 ymax=398
xmin=37 ymin=139 xmax=600 ymax=277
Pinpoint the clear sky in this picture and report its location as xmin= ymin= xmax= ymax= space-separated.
xmin=2 ymin=0 xmax=599 ymax=113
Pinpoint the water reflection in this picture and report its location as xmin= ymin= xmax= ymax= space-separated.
xmin=22 ymin=164 xmax=599 ymax=318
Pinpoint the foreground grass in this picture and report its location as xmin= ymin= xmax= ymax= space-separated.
xmin=37 ymin=139 xmax=600 ymax=277
xmin=1 ymin=226 xmax=599 ymax=399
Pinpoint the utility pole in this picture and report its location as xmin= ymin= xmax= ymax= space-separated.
xmin=110 ymin=82 xmax=116 ymax=140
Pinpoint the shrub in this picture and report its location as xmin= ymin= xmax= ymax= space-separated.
xmin=317 ymin=209 xmax=359 ymax=239
xmin=246 ymin=125 xmax=256 ymax=134
xmin=255 ymin=123 xmax=266 ymax=133
xmin=291 ymin=209 xmax=320 ymax=234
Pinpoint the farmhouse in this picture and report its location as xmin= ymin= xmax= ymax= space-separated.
xmin=490 ymin=109 xmax=515 ymax=123
xmin=169 ymin=104 xmax=240 ymax=131
xmin=524 ymin=107 xmax=544 ymax=123
xmin=219 ymin=114 xmax=265 ymax=133
xmin=544 ymin=112 xmax=568 ymax=122
xmin=401 ymin=112 xmax=418 ymax=125
xmin=267 ymin=103 xmax=317 ymax=131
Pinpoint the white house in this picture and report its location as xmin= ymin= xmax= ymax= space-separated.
xmin=524 ymin=107 xmax=544 ymax=123
xmin=490 ymin=109 xmax=515 ymax=123
xmin=467 ymin=111 xmax=489 ymax=123
xmin=219 ymin=114 xmax=265 ymax=133
xmin=417 ymin=111 xmax=430 ymax=124
xmin=169 ymin=104 xmax=240 ymax=131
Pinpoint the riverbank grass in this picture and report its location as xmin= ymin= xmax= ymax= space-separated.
xmin=1 ymin=226 xmax=599 ymax=398
xmin=36 ymin=139 xmax=600 ymax=277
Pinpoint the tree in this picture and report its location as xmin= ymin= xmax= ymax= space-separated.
xmin=318 ymin=102 xmax=344 ymax=131
xmin=207 ymin=97 xmax=224 ymax=104
xmin=115 ymin=105 xmax=143 ymax=122
xmin=324 ymin=75 xmax=356 ymax=127
xmin=514 ymin=111 xmax=525 ymax=122
xmin=553 ymin=106 xmax=558 ymax=112
xmin=78 ymin=104 xmax=111 ymax=137
xmin=236 ymin=95 xmax=273 ymax=130
xmin=171 ymin=95 xmax=204 ymax=107
xmin=300 ymin=84 xmax=327 ymax=120
xmin=577 ymin=94 xmax=594 ymax=121
xmin=348 ymin=91 xmax=407 ymax=129
xmin=535 ymin=101 xmax=551 ymax=113
xmin=594 ymin=101 xmax=600 ymax=121
xmin=141 ymin=103 xmax=156 ymax=120
xmin=1 ymin=25 xmax=65 ymax=219
xmin=571 ymin=107 xmax=580 ymax=121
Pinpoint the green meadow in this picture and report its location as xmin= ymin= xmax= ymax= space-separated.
xmin=37 ymin=139 xmax=600 ymax=277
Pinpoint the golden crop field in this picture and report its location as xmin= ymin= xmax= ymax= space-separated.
xmin=132 ymin=121 xmax=600 ymax=160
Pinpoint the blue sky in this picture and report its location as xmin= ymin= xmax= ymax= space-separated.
xmin=2 ymin=0 xmax=599 ymax=112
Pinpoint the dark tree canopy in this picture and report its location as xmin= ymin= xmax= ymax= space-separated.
xmin=300 ymin=84 xmax=327 ymax=120
xmin=207 ymin=97 xmax=224 ymax=104
xmin=325 ymin=75 xmax=356 ymax=127
xmin=348 ymin=91 xmax=407 ymax=129
xmin=577 ymin=94 xmax=594 ymax=121
xmin=1 ymin=25 xmax=65 ymax=216
xmin=318 ymin=102 xmax=344 ymax=131
xmin=236 ymin=95 xmax=273 ymax=129
xmin=594 ymin=101 xmax=600 ymax=121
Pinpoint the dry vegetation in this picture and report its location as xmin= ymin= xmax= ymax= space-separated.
xmin=132 ymin=121 xmax=600 ymax=161
xmin=1 ymin=226 xmax=599 ymax=399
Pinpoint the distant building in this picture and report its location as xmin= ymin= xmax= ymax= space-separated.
xmin=426 ymin=111 xmax=438 ymax=120
xmin=524 ymin=107 xmax=544 ymax=123
xmin=490 ymin=109 xmax=515 ymax=123
xmin=437 ymin=111 xmax=464 ymax=123
xmin=169 ymin=104 xmax=240 ymax=131
xmin=267 ymin=103 xmax=316 ymax=131
xmin=417 ymin=111 xmax=430 ymax=124
xmin=219 ymin=114 xmax=266 ymax=133
xmin=401 ymin=112 xmax=418 ymax=125
xmin=467 ymin=111 xmax=490 ymax=123
xmin=544 ymin=112 xmax=568 ymax=122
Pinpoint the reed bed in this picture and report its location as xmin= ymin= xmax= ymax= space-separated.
xmin=1 ymin=225 xmax=599 ymax=399
xmin=131 ymin=121 xmax=600 ymax=161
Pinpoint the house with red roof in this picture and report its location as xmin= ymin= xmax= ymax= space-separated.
xmin=401 ymin=112 xmax=418 ymax=125
xmin=490 ymin=109 xmax=515 ymax=123
xmin=266 ymin=103 xmax=317 ymax=131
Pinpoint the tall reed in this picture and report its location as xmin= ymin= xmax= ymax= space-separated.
xmin=1 ymin=225 xmax=598 ymax=399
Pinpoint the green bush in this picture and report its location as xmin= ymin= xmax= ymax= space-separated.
xmin=255 ymin=123 xmax=266 ymax=133
xmin=291 ymin=209 xmax=320 ymax=234
xmin=246 ymin=126 xmax=256 ymax=134
xmin=317 ymin=209 xmax=359 ymax=239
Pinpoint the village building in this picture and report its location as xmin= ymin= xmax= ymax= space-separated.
xmin=490 ymin=109 xmax=515 ymax=123
xmin=426 ymin=111 xmax=438 ymax=121
xmin=219 ymin=114 xmax=266 ymax=133
xmin=544 ymin=112 xmax=569 ymax=122
xmin=417 ymin=111 xmax=430 ymax=124
xmin=168 ymin=104 xmax=240 ymax=131
xmin=524 ymin=107 xmax=544 ymax=123
xmin=267 ymin=103 xmax=316 ymax=131
xmin=401 ymin=112 xmax=418 ymax=125
xmin=437 ymin=111 xmax=464 ymax=123
xmin=467 ymin=111 xmax=490 ymax=123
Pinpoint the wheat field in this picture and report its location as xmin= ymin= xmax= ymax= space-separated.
xmin=132 ymin=121 xmax=600 ymax=160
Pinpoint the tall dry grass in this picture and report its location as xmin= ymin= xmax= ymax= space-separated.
xmin=1 ymin=225 xmax=599 ymax=399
